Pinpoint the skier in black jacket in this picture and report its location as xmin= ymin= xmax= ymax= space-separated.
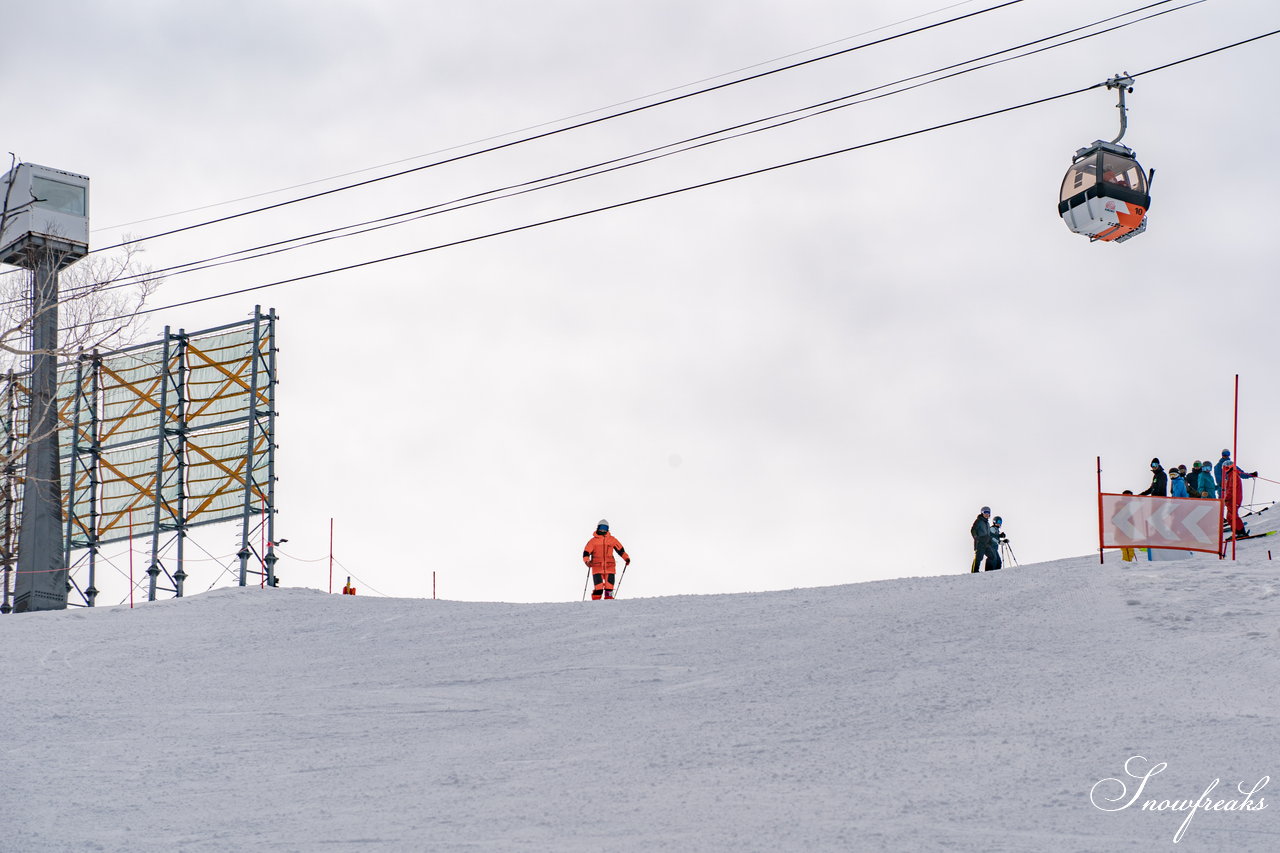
xmin=1139 ymin=458 xmax=1167 ymax=497
xmin=970 ymin=507 xmax=994 ymax=573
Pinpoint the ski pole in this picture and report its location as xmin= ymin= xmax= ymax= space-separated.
xmin=582 ymin=567 xmax=592 ymax=601
xmin=614 ymin=562 xmax=629 ymax=597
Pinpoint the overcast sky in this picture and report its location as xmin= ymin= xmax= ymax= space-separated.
xmin=3 ymin=0 xmax=1278 ymax=603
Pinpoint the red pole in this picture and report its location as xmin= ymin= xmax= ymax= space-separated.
xmin=329 ymin=518 xmax=334 ymax=594
xmin=1233 ymin=373 xmax=1240 ymax=465
xmin=1097 ymin=456 xmax=1106 ymax=564
xmin=260 ymin=498 xmax=267 ymax=588
xmin=128 ymin=509 xmax=135 ymax=609
xmin=1219 ymin=494 xmax=1226 ymax=560
xmin=1232 ymin=374 xmax=1240 ymax=561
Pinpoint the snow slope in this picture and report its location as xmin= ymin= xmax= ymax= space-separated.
xmin=4 ymin=536 xmax=1279 ymax=851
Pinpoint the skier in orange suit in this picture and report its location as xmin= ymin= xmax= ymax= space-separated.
xmin=583 ymin=519 xmax=630 ymax=600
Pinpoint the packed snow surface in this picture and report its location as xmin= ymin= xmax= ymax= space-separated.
xmin=5 ymin=539 xmax=1280 ymax=851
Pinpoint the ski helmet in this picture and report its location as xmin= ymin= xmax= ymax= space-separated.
xmin=993 ymin=516 xmax=1003 ymax=525
xmin=596 ymin=519 xmax=609 ymax=532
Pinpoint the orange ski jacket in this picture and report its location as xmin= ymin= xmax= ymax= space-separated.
xmin=583 ymin=532 xmax=629 ymax=572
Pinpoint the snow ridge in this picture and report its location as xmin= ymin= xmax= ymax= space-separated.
xmin=4 ymin=542 xmax=1279 ymax=851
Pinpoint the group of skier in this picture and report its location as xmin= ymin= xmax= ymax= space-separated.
xmin=1139 ymin=449 xmax=1259 ymax=536
xmin=968 ymin=506 xmax=1008 ymax=573
xmin=606 ymin=450 xmax=1267 ymax=587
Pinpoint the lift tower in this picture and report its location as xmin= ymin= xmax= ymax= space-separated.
xmin=0 ymin=162 xmax=90 ymax=612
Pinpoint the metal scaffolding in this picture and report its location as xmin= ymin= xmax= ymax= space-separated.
xmin=0 ymin=307 xmax=278 ymax=611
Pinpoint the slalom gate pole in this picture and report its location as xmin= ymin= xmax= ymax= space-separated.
xmin=1096 ymin=456 xmax=1105 ymax=564
xmin=129 ymin=510 xmax=135 ymax=609
xmin=262 ymin=498 xmax=268 ymax=588
xmin=1219 ymin=496 xmax=1227 ymax=560
xmin=1233 ymin=374 xmax=1239 ymax=561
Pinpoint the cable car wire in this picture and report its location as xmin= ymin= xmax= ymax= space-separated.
xmin=35 ymin=0 xmax=1203 ymax=304
xmin=86 ymin=1 xmax=1028 ymax=256
xmin=59 ymin=87 xmax=1113 ymax=327
xmin=1129 ymin=23 xmax=1277 ymax=77
xmin=81 ymin=25 xmax=1274 ymax=329
xmin=91 ymin=1 xmax=991 ymax=235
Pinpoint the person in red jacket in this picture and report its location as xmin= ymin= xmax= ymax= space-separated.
xmin=1221 ymin=459 xmax=1259 ymax=537
xmin=583 ymin=519 xmax=630 ymax=600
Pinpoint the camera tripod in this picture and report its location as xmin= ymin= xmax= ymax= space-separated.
xmin=999 ymin=537 xmax=1019 ymax=568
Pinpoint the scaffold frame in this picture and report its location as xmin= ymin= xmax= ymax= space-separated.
xmin=0 ymin=306 xmax=277 ymax=612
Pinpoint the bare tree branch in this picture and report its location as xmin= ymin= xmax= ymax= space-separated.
xmin=0 ymin=240 xmax=163 ymax=365
xmin=0 ymin=168 xmax=165 ymax=480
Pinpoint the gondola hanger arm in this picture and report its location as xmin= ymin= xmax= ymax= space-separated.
xmin=1105 ymin=73 xmax=1135 ymax=144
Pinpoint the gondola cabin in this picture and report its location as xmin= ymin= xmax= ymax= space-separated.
xmin=1059 ymin=140 xmax=1150 ymax=243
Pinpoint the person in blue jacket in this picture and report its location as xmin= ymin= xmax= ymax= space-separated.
xmin=1170 ymin=467 xmax=1188 ymax=498
xmin=988 ymin=517 xmax=1007 ymax=570
xmin=1197 ymin=464 xmax=1218 ymax=500
xmin=1214 ymin=450 xmax=1231 ymax=490
xmin=1214 ymin=449 xmax=1255 ymax=493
